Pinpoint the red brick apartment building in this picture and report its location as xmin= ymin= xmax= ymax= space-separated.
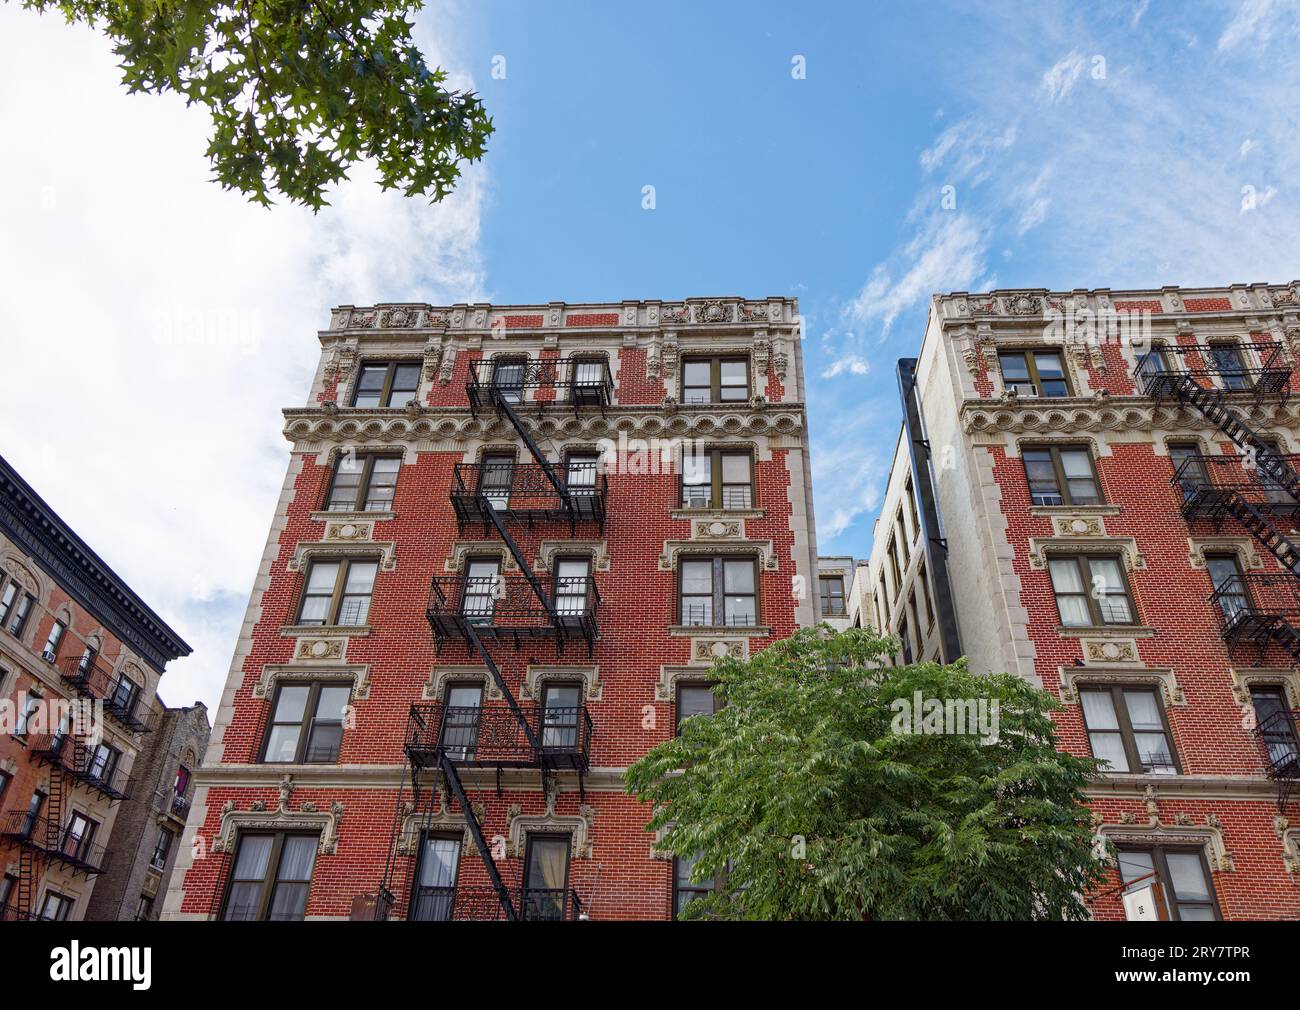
xmin=164 ymin=297 xmax=817 ymax=920
xmin=858 ymin=282 xmax=1300 ymax=920
xmin=0 ymin=454 xmax=191 ymax=920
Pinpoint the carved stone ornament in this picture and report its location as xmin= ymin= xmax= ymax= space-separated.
xmin=424 ymin=665 xmax=502 ymax=701
xmin=253 ymin=663 xmax=368 ymax=700
xmin=690 ymin=638 xmax=747 ymax=664
xmin=293 ymin=638 xmax=346 ymax=663
xmin=212 ymin=786 xmax=344 ymax=856
xmin=657 ymin=664 xmax=727 ymax=701
xmin=1098 ymin=812 xmax=1234 ymax=873
xmin=1275 ymin=816 xmax=1300 ymax=873
xmin=506 ymin=794 xmax=595 ymax=859
xmin=1080 ymin=639 xmax=1140 ymax=665
xmin=1059 ymin=665 xmax=1183 ymax=705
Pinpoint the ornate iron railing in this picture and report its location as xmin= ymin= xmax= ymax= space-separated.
xmin=26 ymin=735 xmax=131 ymax=801
xmin=406 ymin=884 xmax=583 ymax=921
xmin=1173 ymin=453 xmax=1300 ymax=516
xmin=1136 ymin=341 xmax=1290 ymax=400
xmin=1254 ymin=709 xmax=1300 ymax=781
xmin=404 ymin=701 xmax=593 ymax=771
xmin=58 ymin=655 xmax=156 ymax=733
xmin=1210 ymin=573 xmax=1300 ymax=638
xmin=427 ymin=574 xmax=600 ymax=644
xmin=467 ymin=358 xmax=613 ymax=413
xmin=0 ymin=811 xmax=111 ymax=875
xmin=450 ymin=462 xmax=607 ymax=527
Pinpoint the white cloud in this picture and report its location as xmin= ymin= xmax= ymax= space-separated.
xmin=0 ymin=5 xmax=487 ymax=709
xmin=1041 ymin=51 xmax=1087 ymax=104
xmin=1217 ymin=0 xmax=1290 ymax=51
xmin=1241 ymin=137 xmax=1256 ymax=158
xmin=822 ymin=356 xmax=872 ymax=379
xmin=1131 ymin=0 xmax=1151 ymax=27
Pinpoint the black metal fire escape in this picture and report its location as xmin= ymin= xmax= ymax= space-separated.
xmin=363 ymin=357 xmax=608 ymax=921
xmin=1140 ymin=342 xmax=1300 ymax=806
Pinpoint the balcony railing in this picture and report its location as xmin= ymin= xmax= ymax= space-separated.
xmin=407 ymin=884 xmax=584 ymax=921
xmin=26 ymin=735 xmax=131 ymax=802
xmin=58 ymin=655 xmax=156 ymax=733
xmin=1173 ymin=453 xmax=1300 ymax=518
xmin=467 ymin=358 xmax=614 ymax=414
xmin=450 ymin=462 xmax=607 ymax=528
xmin=1254 ymin=709 xmax=1300 ymax=780
xmin=404 ymin=701 xmax=593 ymax=772
xmin=1136 ymin=341 xmax=1291 ymax=401
xmin=170 ymin=792 xmax=192 ymax=820
xmin=0 ymin=811 xmax=111 ymax=875
xmin=1210 ymin=573 xmax=1300 ymax=646
xmin=426 ymin=574 xmax=600 ymax=648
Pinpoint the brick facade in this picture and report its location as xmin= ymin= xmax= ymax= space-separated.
xmin=865 ymin=282 xmax=1300 ymax=920
xmin=164 ymin=297 xmax=817 ymax=921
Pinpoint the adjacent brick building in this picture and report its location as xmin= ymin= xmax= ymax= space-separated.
xmin=164 ymin=296 xmax=816 ymax=920
xmin=84 ymin=701 xmax=209 ymax=920
xmin=0 ymin=454 xmax=191 ymax=920
xmin=863 ymin=282 xmax=1300 ymax=920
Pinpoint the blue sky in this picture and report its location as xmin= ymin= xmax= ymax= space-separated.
xmin=1 ymin=0 xmax=1298 ymax=707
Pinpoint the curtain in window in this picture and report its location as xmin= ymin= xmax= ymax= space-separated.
xmin=267 ymin=836 xmax=317 ymax=921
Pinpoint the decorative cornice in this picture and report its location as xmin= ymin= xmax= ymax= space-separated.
xmin=962 ymin=395 xmax=1300 ymax=436
xmin=212 ymin=778 xmax=344 ymax=856
xmin=0 ymin=454 xmax=191 ymax=671
xmin=252 ymin=663 xmax=370 ymax=701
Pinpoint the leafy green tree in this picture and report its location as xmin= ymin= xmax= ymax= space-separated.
xmin=627 ymin=627 xmax=1108 ymax=920
xmin=20 ymin=0 xmax=492 ymax=208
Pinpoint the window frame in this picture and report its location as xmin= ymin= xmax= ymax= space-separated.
xmin=522 ymin=832 xmax=572 ymax=921
xmin=998 ymin=348 xmax=1072 ymax=397
xmin=219 ymin=831 xmax=320 ymax=922
xmin=675 ymin=680 xmax=722 ymax=733
xmin=39 ymin=890 xmax=74 ymax=922
xmin=5 ymin=591 xmax=35 ymax=639
xmin=323 ymin=452 xmax=401 ymax=512
xmin=41 ymin=619 xmax=66 ymax=662
xmin=818 ymin=575 xmax=846 ymax=616
xmin=1117 ymin=845 xmax=1220 ymax=921
xmin=1079 ymin=684 xmax=1181 ymax=775
xmin=679 ymin=447 xmax=755 ymax=510
xmin=259 ymin=681 xmax=350 ymax=764
xmin=677 ymin=555 xmax=760 ymax=628
xmin=1022 ymin=444 xmax=1103 ymax=506
xmin=1048 ymin=553 xmax=1138 ymax=628
xmin=673 ymin=853 xmax=726 ymax=919
xmin=681 ymin=356 xmax=751 ymax=405
xmin=350 ymin=360 xmax=422 ymax=408
xmin=294 ymin=557 xmax=379 ymax=627
xmin=151 ymin=825 xmax=175 ymax=870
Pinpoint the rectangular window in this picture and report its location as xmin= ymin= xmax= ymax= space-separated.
xmin=681 ymin=449 xmax=753 ymax=509
xmin=151 ymin=826 xmax=175 ymax=870
xmin=569 ymin=357 xmax=607 ymax=404
xmin=16 ymin=693 xmax=41 ymax=737
xmin=1048 ymin=554 xmax=1135 ymax=627
xmin=1168 ymin=442 xmax=1209 ymax=501
xmin=222 ymin=832 xmax=319 ymax=921
xmin=887 ymin=536 xmax=902 ymax=593
xmin=898 ymin=616 xmax=913 ymax=664
xmin=351 ymin=361 xmax=421 ymax=408
xmin=676 ymin=681 xmax=721 ymax=733
xmin=39 ymin=891 xmax=74 ymax=921
xmin=410 ymin=834 xmax=462 ymax=921
xmin=135 ymin=894 xmax=154 ymax=921
xmin=904 ymin=475 xmax=920 ymax=539
xmin=5 ymin=592 xmax=34 ymax=639
xmin=0 ymin=771 xmax=11 ymax=809
xmin=1206 ymin=553 xmax=1250 ymax=624
xmin=998 ymin=350 xmax=1070 ymax=397
xmin=917 ymin=561 xmax=935 ymax=628
xmin=106 ymin=673 xmax=141 ymax=719
xmin=896 ymin=514 xmax=910 ymax=568
xmin=565 ymin=452 xmax=600 ymax=495
xmin=682 ymin=357 xmax=750 ymax=405
xmin=0 ymin=873 xmax=16 ymax=915
xmin=1252 ymin=687 xmax=1299 ymax=776
xmin=296 ymin=558 xmax=378 ymax=627
xmin=553 ymin=557 xmax=592 ymax=618
xmin=441 ymin=683 xmax=483 ymax=761
xmin=461 ymin=558 xmax=501 ymax=625
xmin=41 ymin=620 xmax=65 ymax=662
xmin=1080 ymin=686 xmax=1177 ymax=774
xmin=679 ymin=556 xmax=757 ymax=627
xmin=540 ymin=682 xmax=582 ymax=752
xmin=1118 ymin=847 xmax=1218 ymax=920
xmin=489 ymin=358 xmax=527 ymax=404
xmin=522 ymin=834 xmax=571 ymax=921
xmin=478 ymin=453 xmax=516 ymax=510
xmin=673 ymin=853 xmax=720 ymax=918
xmin=86 ymin=743 xmax=121 ymax=788
xmin=1022 ymin=445 xmax=1102 ymax=506
xmin=0 ymin=583 xmax=15 ymax=626
xmin=819 ymin=575 xmax=846 ymax=616
xmin=1207 ymin=342 xmax=1249 ymax=392
xmin=325 ymin=454 xmax=400 ymax=512
xmin=62 ymin=812 xmax=99 ymax=863
xmin=261 ymin=682 xmax=351 ymax=763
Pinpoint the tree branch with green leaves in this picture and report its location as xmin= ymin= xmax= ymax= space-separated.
xmin=19 ymin=0 xmax=493 ymax=208
xmin=627 ymin=627 xmax=1109 ymax=920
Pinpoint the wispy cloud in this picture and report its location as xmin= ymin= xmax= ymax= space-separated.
xmin=1041 ymin=50 xmax=1087 ymax=104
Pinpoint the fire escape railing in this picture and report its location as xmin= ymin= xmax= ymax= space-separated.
xmin=405 ymin=701 xmax=593 ymax=773
xmin=27 ymin=734 xmax=131 ymax=803
xmin=58 ymin=654 xmax=157 ymax=733
xmin=1137 ymin=341 xmax=1291 ymax=403
xmin=466 ymin=358 xmax=613 ymax=416
xmin=1172 ymin=453 xmax=1300 ymax=573
xmin=1210 ymin=573 xmax=1300 ymax=660
xmin=408 ymin=884 xmax=584 ymax=922
xmin=427 ymin=574 xmax=601 ymax=653
xmin=451 ymin=462 xmax=607 ymax=533
xmin=0 ymin=811 xmax=111 ymax=876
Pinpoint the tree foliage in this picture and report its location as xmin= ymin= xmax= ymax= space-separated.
xmin=21 ymin=0 xmax=492 ymax=208
xmin=626 ymin=627 xmax=1108 ymax=920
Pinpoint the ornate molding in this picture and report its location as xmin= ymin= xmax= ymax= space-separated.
xmin=423 ymin=665 xmax=502 ymax=701
xmin=289 ymin=637 xmax=349 ymax=663
xmin=505 ymin=794 xmax=595 ymax=859
xmin=1099 ymin=807 xmax=1233 ymax=872
xmin=1274 ymin=816 xmax=1300 ymax=873
xmin=1079 ymin=638 xmax=1142 ymax=665
xmin=1059 ymin=664 xmax=1184 ymax=705
xmin=658 ymin=540 xmax=777 ymax=572
xmin=533 ymin=540 xmax=610 ymax=573
xmin=252 ymin=663 xmax=370 ymax=701
xmin=283 ymin=406 xmax=806 ymax=448
xmin=656 ymin=663 xmax=723 ymax=701
xmin=962 ymin=396 xmax=1300 ymax=436
xmin=212 ymin=780 xmax=344 ymax=856
xmin=288 ymin=540 xmax=396 ymax=573
xmin=1028 ymin=536 xmax=1145 ymax=571
xmin=445 ymin=541 xmax=518 ymax=572
xmin=522 ymin=664 xmax=601 ymax=701
xmin=1229 ymin=666 xmax=1300 ymax=708
xmin=1188 ymin=537 xmax=1263 ymax=571
xmin=395 ymin=791 xmax=477 ymax=857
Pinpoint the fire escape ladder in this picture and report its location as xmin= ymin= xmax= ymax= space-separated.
xmin=480 ymin=499 xmax=558 ymax=623
xmin=45 ymin=763 xmax=65 ymax=855
xmin=17 ymin=847 xmax=37 ymax=919
xmin=1175 ymin=376 xmax=1300 ymax=498
xmin=463 ymin=620 xmax=542 ymax=753
xmin=439 ymin=750 xmax=518 ymax=921
xmin=492 ymin=391 xmax=568 ymax=495
xmin=1215 ymin=491 xmax=1300 ymax=573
